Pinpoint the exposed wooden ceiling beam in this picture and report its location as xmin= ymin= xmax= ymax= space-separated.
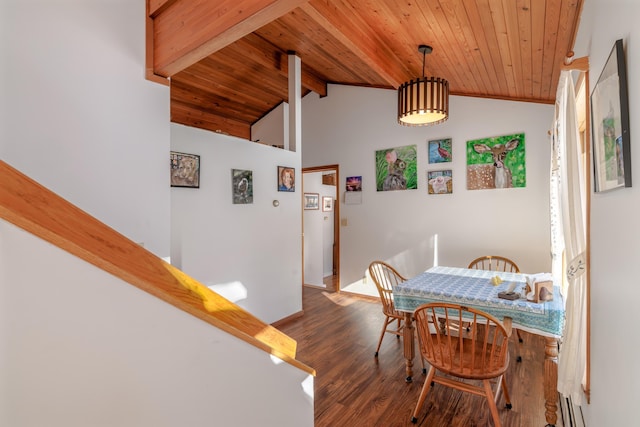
xmin=151 ymin=0 xmax=308 ymax=77
xmin=300 ymin=2 xmax=408 ymax=88
xmin=150 ymin=0 xmax=584 ymax=139
xmin=148 ymin=0 xmax=177 ymax=17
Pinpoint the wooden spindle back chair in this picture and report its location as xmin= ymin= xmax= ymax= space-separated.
xmin=368 ymin=261 xmax=407 ymax=357
xmin=468 ymin=255 xmax=524 ymax=348
xmin=411 ymin=303 xmax=512 ymax=426
xmin=467 ymin=255 xmax=522 ymax=352
xmin=468 ymin=255 xmax=520 ymax=273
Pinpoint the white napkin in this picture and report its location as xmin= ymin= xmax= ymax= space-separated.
xmin=525 ymin=273 xmax=553 ymax=301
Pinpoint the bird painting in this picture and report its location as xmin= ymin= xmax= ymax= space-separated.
xmin=429 ymin=138 xmax=452 ymax=163
xmin=437 ymin=141 xmax=451 ymax=160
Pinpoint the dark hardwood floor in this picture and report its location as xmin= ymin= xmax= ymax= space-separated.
xmin=278 ymin=285 xmax=563 ymax=427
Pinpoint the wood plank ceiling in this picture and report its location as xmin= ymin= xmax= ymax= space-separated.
xmin=148 ymin=0 xmax=584 ymax=141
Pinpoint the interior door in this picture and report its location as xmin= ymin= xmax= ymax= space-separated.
xmin=302 ymin=165 xmax=340 ymax=290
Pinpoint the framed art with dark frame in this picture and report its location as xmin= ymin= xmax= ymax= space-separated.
xmin=277 ymin=166 xmax=295 ymax=192
xmin=591 ymin=38 xmax=632 ymax=192
xmin=231 ymin=169 xmax=253 ymax=204
xmin=170 ymin=151 xmax=200 ymax=188
xmin=304 ymin=193 xmax=319 ymax=210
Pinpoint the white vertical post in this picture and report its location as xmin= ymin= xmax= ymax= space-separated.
xmin=287 ymin=52 xmax=301 ymax=152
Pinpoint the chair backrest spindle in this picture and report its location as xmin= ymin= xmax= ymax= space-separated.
xmin=414 ymin=303 xmax=510 ymax=380
xmin=368 ymin=261 xmax=407 ymax=316
xmin=468 ymin=255 xmax=520 ymax=273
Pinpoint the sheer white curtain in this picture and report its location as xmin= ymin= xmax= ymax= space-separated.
xmin=552 ymin=70 xmax=588 ymax=404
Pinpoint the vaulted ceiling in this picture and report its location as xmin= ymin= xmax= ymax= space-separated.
xmin=147 ymin=0 xmax=584 ymax=140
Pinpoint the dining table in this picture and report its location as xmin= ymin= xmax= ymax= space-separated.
xmin=393 ymin=266 xmax=565 ymax=427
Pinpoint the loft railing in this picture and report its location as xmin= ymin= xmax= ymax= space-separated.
xmin=0 ymin=160 xmax=313 ymax=375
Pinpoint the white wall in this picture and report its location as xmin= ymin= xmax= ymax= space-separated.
xmin=252 ymin=102 xmax=287 ymax=148
xmin=170 ymin=124 xmax=302 ymax=324
xmin=0 ymin=0 xmax=171 ymax=258
xmin=302 ymin=85 xmax=554 ymax=286
xmin=0 ymin=2 xmax=312 ymax=425
xmin=570 ymin=0 xmax=640 ymax=425
xmin=0 ymin=220 xmax=313 ymax=427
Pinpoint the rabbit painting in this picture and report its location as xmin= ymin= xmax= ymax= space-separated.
xmin=375 ymin=145 xmax=417 ymax=191
xmin=382 ymin=150 xmax=407 ymax=191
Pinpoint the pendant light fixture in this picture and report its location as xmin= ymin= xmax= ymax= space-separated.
xmin=397 ymin=45 xmax=449 ymax=126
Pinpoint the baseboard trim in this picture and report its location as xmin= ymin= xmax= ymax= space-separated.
xmin=272 ymin=310 xmax=304 ymax=328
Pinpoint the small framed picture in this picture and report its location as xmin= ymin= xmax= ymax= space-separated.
xmin=277 ymin=166 xmax=295 ymax=192
xmin=427 ymin=170 xmax=453 ymax=194
xmin=322 ymin=196 xmax=333 ymax=211
xmin=346 ymin=176 xmax=362 ymax=191
xmin=231 ymin=169 xmax=253 ymax=204
xmin=428 ymin=138 xmax=452 ymax=163
xmin=304 ymin=193 xmax=319 ymax=210
xmin=170 ymin=151 xmax=200 ymax=188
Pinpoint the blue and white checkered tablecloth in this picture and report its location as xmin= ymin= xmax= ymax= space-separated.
xmin=393 ymin=266 xmax=565 ymax=338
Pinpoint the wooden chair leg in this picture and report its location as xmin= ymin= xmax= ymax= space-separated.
xmin=414 ymin=327 xmax=426 ymax=373
xmin=513 ymin=329 xmax=523 ymax=362
xmin=483 ymin=379 xmax=502 ymax=427
xmin=411 ymin=366 xmax=436 ymax=423
xmin=375 ymin=316 xmax=391 ymax=357
xmin=500 ymin=376 xmax=512 ymax=409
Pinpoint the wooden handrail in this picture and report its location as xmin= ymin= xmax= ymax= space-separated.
xmin=0 ymin=160 xmax=314 ymax=376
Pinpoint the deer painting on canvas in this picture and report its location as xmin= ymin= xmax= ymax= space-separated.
xmin=466 ymin=133 xmax=526 ymax=190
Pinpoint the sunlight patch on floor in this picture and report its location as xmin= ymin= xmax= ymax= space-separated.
xmin=320 ymin=291 xmax=361 ymax=306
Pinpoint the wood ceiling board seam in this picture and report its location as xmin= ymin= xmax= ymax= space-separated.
xmin=489 ymin=0 xmax=519 ymax=98
xmin=530 ymin=0 xmax=547 ymax=100
xmin=440 ymin=0 xmax=494 ymax=95
xmin=414 ymin=0 xmax=481 ymax=95
xmin=516 ymin=0 xmax=534 ymax=99
xmin=539 ymin=0 xmax=563 ymax=101
xmin=462 ymin=0 xmax=506 ymax=96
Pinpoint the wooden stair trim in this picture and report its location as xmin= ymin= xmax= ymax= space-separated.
xmin=0 ymin=160 xmax=314 ymax=376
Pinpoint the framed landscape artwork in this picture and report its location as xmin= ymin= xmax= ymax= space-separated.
xmin=304 ymin=193 xmax=319 ymax=210
xmin=346 ymin=176 xmax=362 ymax=191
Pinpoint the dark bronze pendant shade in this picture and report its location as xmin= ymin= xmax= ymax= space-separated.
xmin=398 ymin=45 xmax=449 ymax=126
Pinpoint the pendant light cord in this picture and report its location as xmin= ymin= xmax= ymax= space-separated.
xmin=417 ymin=45 xmax=431 ymax=79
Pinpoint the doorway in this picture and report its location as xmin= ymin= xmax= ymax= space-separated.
xmin=302 ymin=165 xmax=340 ymax=292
